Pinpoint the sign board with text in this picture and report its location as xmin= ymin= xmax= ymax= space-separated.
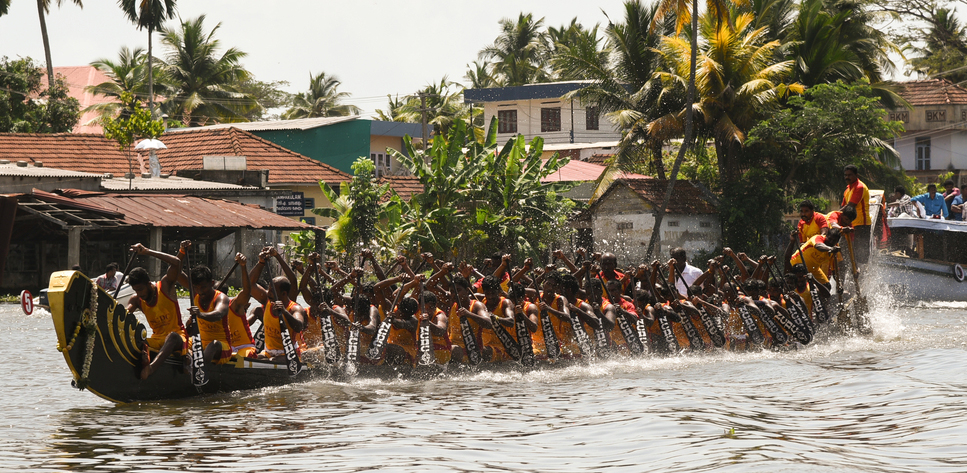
xmin=276 ymin=192 xmax=305 ymax=216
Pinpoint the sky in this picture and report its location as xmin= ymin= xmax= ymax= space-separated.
xmin=0 ymin=0 xmax=630 ymax=118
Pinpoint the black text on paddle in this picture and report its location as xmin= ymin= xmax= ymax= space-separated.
xmin=184 ymin=248 xmax=208 ymax=388
xmin=268 ymin=272 xmax=302 ymax=377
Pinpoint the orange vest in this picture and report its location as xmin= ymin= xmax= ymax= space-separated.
xmin=140 ymin=283 xmax=186 ymax=341
xmin=226 ymin=298 xmax=255 ymax=350
xmin=545 ymin=293 xmax=579 ymax=356
xmin=480 ymin=297 xmax=511 ymax=349
xmin=798 ymin=213 xmax=828 ymax=244
xmin=263 ymin=300 xmax=306 ymax=353
xmin=194 ymin=290 xmax=231 ymax=348
xmin=387 ymin=307 xmax=417 ymax=358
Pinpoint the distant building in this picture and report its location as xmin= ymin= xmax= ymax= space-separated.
xmin=0 ymin=128 xmax=351 ymax=226
xmin=540 ymin=159 xmax=649 ymax=202
xmin=464 ymin=81 xmax=622 ymax=161
xmin=572 ymin=179 xmax=720 ymax=261
xmin=179 ymin=117 xmax=423 ymax=178
xmin=892 ymin=79 xmax=967 ymax=185
xmin=39 ymin=66 xmax=116 ymax=134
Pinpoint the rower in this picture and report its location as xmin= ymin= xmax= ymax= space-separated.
xmin=417 ymin=290 xmax=451 ymax=364
xmin=463 ymin=275 xmax=515 ymax=362
xmin=385 ymin=296 xmax=420 ymax=365
xmin=126 ymin=241 xmax=189 ymax=380
xmin=225 ymin=253 xmax=257 ymax=359
xmin=597 ymin=252 xmax=629 ymax=296
xmin=796 ymin=200 xmax=829 ymax=244
xmin=449 ymin=275 xmax=482 ymax=364
xmin=789 ymin=228 xmax=842 ymax=286
xmin=249 ymin=247 xmax=307 ymax=362
xmin=842 ymin=164 xmax=872 ymax=264
xmin=538 ymin=271 xmax=581 ymax=358
xmin=184 ymin=261 xmax=233 ymax=364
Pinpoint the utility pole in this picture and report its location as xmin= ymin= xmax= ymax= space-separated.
xmin=419 ymin=93 xmax=428 ymax=150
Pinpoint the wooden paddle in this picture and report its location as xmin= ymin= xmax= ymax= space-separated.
xmin=643 ymin=269 xmax=680 ymax=353
xmin=599 ymin=273 xmax=644 ymax=355
xmin=367 ymin=275 xmax=409 ymax=361
xmin=656 ymin=265 xmax=704 ymax=351
xmin=447 ymin=273 xmax=481 ymax=365
xmin=184 ymin=248 xmax=209 ymax=388
xmin=310 ymin=260 xmax=340 ymax=365
xmin=723 ymin=270 xmax=765 ymax=346
xmin=416 ymin=278 xmax=435 ymax=366
xmin=214 ymin=260 xmax=240 ymax=293
xmin=112 ymin=249 xmax=139 ymax=299
xmin=798 ymin=246 xmax=830 ymax=324
xmin=674 ymin=267 xmax=725 ymax=348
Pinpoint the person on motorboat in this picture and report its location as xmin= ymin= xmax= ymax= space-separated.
xmin=910 ymin=184 xmax=948 ymax=219
xmin=94 ymin=262 xmax=122 ymax=293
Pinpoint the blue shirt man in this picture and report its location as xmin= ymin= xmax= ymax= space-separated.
xmin=911 ymin=184 xmax=949 ymax=218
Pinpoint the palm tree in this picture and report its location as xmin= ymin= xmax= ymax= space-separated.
xmin=556 ymin=1 xmax=676 ymax=182
xmin=282 ymin=71 xmax=360 ymax=119
xmin=118 ymin=0 xmax=177 ymax=116
xmin=84 ymin=46 xmax=152 ymax=120
xmin=479 ymin=12 xmax=550 ymax=86
xmin=397 ymin=76 xmax=470 ymax=137
xmin=659 ymin=11 xmax=803 ymax=183
xmin=465 ymin=60 xmax=501 ymax=88
xmin=908 ymin=7 xmax=967 ymax=83
xmin=0 ymin=0 xmax=10 ymax=17
xmin=374 ymin=94 xmax=407 ymax=122
xmin=160 ymin=15 xmax=257 ymax=126
xmin=29 ymin=0 xmax=84 ymax=88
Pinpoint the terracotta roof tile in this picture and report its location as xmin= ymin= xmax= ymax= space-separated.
xmin=896 ymin=79 xmax=967 ymax=106
xmin=614 ymin=178 xmax=717 ymax=214
xmin=378 ymin=176 xmax=423 ymax=202
xmin=586 ymin=154 xmax=613 ymax=165
xmin=0 ymin=128 xmax=350 ymax=185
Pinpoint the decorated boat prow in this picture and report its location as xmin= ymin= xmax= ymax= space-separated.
xmin=48 ymin=270 xmax=313 ymax=403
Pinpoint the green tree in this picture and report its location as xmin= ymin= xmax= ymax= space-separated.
xmin=283 ymin=71 xmax=359 ymax=119
xmin=313 ymin=158 xmax=391 ymax=262
xmin=397 ymin=76 xmax=471 ymax=137
xmin=479 ymin=12 xmax=550 ymax=86
xmin=906 ymin=7 xmax=967 ymax=83
xmin=0 ymin=56 xmax=78 ymax=133
xmin=465 ymin=60 xmax=501 ymax=88
xmin=118 ymin=0 xmax=177 ymax=116
xmin=102 ymin=92 xmax=165 ymax=183
xmin=160 ymin=15 xmax=257 ymax=126
xmin=85 ymin=46 xmax=152 ymax=121
xmin=236 ymin=78 xmax=292 ymax=121
xmin=557 ymin=0 xmax=677 ymax=184
xmin=374 ymin=94 xmax=407 ymax=122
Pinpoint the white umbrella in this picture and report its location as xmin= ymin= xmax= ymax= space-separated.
xmin=134 ymin=138 xmax=167 ymax=150
xmin=134 ymin=139 xmax=166 ymax=177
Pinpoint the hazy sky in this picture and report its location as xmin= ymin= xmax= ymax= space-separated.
xmin=0 ymin=0 xmax=629 ymax=117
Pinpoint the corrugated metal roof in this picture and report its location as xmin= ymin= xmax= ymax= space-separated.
xmin=29 ymin=189 xmax=314 ymax=230
xmin=175 ymin=116 xmax=359 ymax=132
xmin=464 ymin=81 xmax=596 ymax=103
xmin=99 ymin=175 xmax=258 ymax=191
xmin=79 ymin=193 xmax=314 ymax=229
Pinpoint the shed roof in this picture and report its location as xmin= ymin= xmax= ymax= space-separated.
xmin=540 ymin=159 xmax=649 ymax=183
xmin=0 ymin=161 xmax=102 ymax=178
xmin=23 ymin=188 xmax=313 ymax=230
xmin=99 ymin=175 xmax=259 ymax=191
xmin=590 ymin=179 xmax=717 ymax=215
xmin=0 ymin=128 xmax=350 ymax=185
xmin=895 ymin=79 xmax=967 ymax=106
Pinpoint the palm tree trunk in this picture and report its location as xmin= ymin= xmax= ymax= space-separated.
xmin=651 ymin=141 xmax=667 ymax=180
xmin=147 ymin=25 xmax=154 ymax=117
xmin=37 ymin=0 xmax=54 ymax=89
xmin=646 ymin=0 xmax=698 ymax=259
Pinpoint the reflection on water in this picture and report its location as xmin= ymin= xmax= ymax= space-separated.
xmin=3 ymin=303 xmax=966 ymax=472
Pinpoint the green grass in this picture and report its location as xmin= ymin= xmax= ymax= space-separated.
xmin=0 ymin=294 xmax=21 ymax=303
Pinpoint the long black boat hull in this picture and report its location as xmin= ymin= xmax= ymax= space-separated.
xmin=48 ymin=271 xmax=313 ymax=403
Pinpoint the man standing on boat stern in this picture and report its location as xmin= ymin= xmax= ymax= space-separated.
xmin=127 ymin=241 xmax=190 ymax=380
xmin=671 ymin=247 xmax=703 ymax=297
xmin=842 ymin=165 xmax=871 ymax=265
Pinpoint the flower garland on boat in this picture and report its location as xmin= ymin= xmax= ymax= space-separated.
xmin=56 ymin=282 xmax=97 ymax=390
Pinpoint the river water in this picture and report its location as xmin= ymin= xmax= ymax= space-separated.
xmin=1 ymin=296 xmax=965 ymax=472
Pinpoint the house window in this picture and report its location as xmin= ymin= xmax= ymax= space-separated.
xmin=586 ymin=106 xmax=599 ymax=130
xmin=371 ymin=153 xmax=389 ymax=178
xmin=700 ymin=221 xmax=711 ymax=228
xmin=916 ymin=137 xmax=931 ymax=171
xmin=498 ymin=110 xmax=517 ymax=134
xmin=667 ymin=221 xmax=680 ymax=227
xmin=616 ymin=221 xmax=633 ymax=231
xmin=541 ymin=107 xmax=561 ymax=132
xmin=304 ymin=198 xmax=315 ymax=209
xmin=300 ymin=217 xmax=316 ymax=226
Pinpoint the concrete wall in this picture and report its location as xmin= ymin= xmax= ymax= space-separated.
xmin=483 ymin=97 xmax=622 ymax=145
xmin=369 ymin=134 xmax=407 ymax=176
xmin=586 ymin=186 xmax=721 ymax=265
xmin=0 ymin=175 xmax=101 ymax=193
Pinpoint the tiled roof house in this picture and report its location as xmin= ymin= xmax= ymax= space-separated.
xmin=891 ymin=79 xmax=967 ymax=184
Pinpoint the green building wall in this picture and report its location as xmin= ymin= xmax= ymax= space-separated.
xmin=252 ymin=120 xmax=372 ymax=174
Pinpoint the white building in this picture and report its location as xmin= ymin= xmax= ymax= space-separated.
xmin=892 ymin=79 xmax=967 ymax=185
xmin=464 ymin=81 xmax=622 ymax=161
xmin=572 ymin=179 xmax=720 ymax=263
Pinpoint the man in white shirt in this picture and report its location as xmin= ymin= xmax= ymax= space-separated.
xmin=94 ymin=262 xmax=123 ymax=292
xmin=671 ymin=247 xmax=704 ymax=297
